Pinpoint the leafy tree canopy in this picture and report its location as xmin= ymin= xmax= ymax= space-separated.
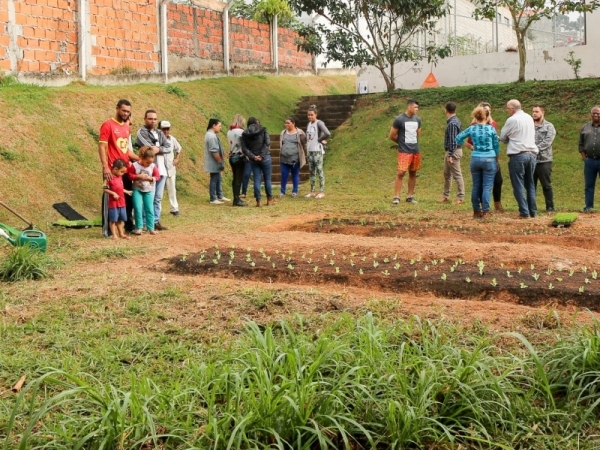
xmin=289 ymin=0 xmax=451 ymax=91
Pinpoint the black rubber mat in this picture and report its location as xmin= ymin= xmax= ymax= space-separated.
xmin=52 ymin=202 xmax=88 ymax=221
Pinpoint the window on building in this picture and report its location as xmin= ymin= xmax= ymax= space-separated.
xmin=504 ymin=17 xmax=509 ymax=26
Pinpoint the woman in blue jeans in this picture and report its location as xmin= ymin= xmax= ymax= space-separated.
xmin=241 ymin=117 xmax=276 ymax=207
xmin=278 ymin=117 xmax=307 ymax=197
xmin=456 ymin=106 xmax=500 ymax=218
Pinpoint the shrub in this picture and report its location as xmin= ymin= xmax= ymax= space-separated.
xmin=0 ymin=244 xmax=49 ymax=282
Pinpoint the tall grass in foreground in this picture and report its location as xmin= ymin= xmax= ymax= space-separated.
xmin=0 ymin=245 xmax=50 ymax=282
xmin=4 ymin=314 xmax=600 ymax=449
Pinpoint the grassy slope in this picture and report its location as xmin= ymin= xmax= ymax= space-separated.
xmin=327 ymin=79 xmax=597 ymax=212
xmin=0 ymin=75 xmax=354 ymax=225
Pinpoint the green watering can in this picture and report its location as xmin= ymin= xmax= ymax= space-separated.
xmin=0 ymin=201 xmax=47 ymax=252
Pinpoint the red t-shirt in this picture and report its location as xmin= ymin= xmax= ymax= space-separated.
xmin=105 ymin=176 xmax=126 ymax=209
xmin=99 ymin=118 xmax=130 ymax=167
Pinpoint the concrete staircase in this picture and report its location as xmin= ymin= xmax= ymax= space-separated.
xmin=270 ymin=94 xmax=360 ymax=184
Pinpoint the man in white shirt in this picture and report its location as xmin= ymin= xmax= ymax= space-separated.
xmin=159 ymin=120 xmax=183 ymax=216
xmin=499 ymin=99 xmax=539 ymax=218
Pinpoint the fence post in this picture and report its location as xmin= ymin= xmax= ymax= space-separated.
xmin=159 ymin=0 xmax=169 ymax=83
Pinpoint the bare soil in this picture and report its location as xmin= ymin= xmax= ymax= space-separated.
xmin=8 ymin=211 xmax=600 ymax=334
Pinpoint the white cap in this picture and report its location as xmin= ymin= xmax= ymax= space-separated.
xmin=160 ymin=120 xmax=171 ymax=128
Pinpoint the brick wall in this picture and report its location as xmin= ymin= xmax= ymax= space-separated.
xmin=278 ymin=26 xmax=313 ymax=70
xmin=0 ymin=0 xmax=312 ymax=79
xmin=90 ymin=0 xmax=159 ymax=75
xmin=0 ymin=0 xmax=79 ymax=74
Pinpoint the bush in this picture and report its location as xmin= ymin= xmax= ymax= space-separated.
xmin=0 ymin=244 xmax=49 ymax=282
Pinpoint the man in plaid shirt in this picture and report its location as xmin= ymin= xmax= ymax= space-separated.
xmin=438 ymin=102 xmax=465 ymax=204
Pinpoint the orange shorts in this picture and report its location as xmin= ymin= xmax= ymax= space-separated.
xmin=397 ymin=152 xmax=421 ymax=173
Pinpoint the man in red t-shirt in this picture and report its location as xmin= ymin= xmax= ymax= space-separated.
xmin=98 ymin=99 xmax=139 ymax=236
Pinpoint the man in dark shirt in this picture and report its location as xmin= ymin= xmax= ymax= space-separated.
xmin=438 ymin=102 xmax=464 ymax=205
xmin=579 ymin=105 xmax=600 ymax=212
xmin=388 ymin=99 xmax=422 ymax=205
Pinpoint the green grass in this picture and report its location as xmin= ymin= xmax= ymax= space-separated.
xmin=0 ymin=245 xmax=50 ymax=282
xmin=552 ymin=212 xmax=578 ymax=225
xmin=3 ymin=313 xmax=600 ymax=448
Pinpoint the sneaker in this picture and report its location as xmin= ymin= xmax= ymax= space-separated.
xmin=453 ymin=199 xmax=464 ymax=205
xmin=305 ymin=192 xmax=315 ymax=198
xmin=582 ymin=207 xmax=593 ymax=213
xmin=392 ymin=197 xmax=400 ymax=205
xmin=546 ymin=207 xmax=555 ymax=213
xmin=437 ymin=197 xmax=449 ymax=203
xmin=240 ymin=194 xmax=246 ymax=198
xmin=154 ymin=222 xmax=168 ymax=231
xmin=210 ymin=199 xmax=224 ymax=205
xmin=219 ymin=197 xmax=231 ymax=202
xmin=292 ymin=193 xmax=298 ymax=198
xmin=132 ymin=229 xmax=143 ymax=236
xmin=170 ymin=211 xmax=180 ymax=216
xmin=406 ymin=196 xmax=418 ymax=204
xmin=278 ymin=193 xmax=286 ymax=198
xmin=315 ymin=192 xmax=325 ymax=199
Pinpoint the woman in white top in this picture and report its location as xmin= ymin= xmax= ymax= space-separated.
xmin=305 ymin=105 xmax=330 ymax=199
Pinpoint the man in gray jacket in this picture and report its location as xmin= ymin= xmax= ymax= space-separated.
xmin=532 ymin=105 xmax=556 ymax=212
xmin=136 ymin=110 xmax=171 ymax=230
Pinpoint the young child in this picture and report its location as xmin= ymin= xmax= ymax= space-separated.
xmin=128 ymin=146 xmax=160 ymax=235
xmin=103 ymin=159 xmax=132 ymax=240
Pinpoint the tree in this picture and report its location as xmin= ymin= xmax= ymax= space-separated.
xmin=289 ymin=0 xmax=452 ymax=92
xmin=473 ymin=0 xmax=599 ymax=82
xmin=230 ymin=0 xmax=297 ymax=27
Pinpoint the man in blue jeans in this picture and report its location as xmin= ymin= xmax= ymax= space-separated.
xmin=499 ymin=99 xmax=539 ymax=218
xmin=579 ymin=105 xmax=600 ymax=213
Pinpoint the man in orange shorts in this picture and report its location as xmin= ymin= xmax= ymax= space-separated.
xmin=389 ymin=99 xmax=422 ymax=204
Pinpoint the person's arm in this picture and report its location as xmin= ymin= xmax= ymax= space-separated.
xmin=299 ymin=130 xmax=307 ymax=153
xmin=537 ymin=122 xmax=556 ymax=153
xmin=499 ymin=120 xmax=513 ymax=144
xmin=455 ymin=127 xmax=469 ymax=148
xmin=208 ymin=134 xmax=223 ymax=163
xmin=264 ymin=130 xmax=271 ymax=152
xmin=98 ymin=122 xmax=113 ymax=180
xmin=446 ymin=122 xmax=459 ymax=159
xmin=157 ymin=131 xmax=172 ymax=155
xmin=579 ymin=125 xmax=587 ymax=159
xmin=136 ymin=128 xmax=160 ymax=154
xmin=317 ymin=121 xmax=331 ymax=143
xmin=388 ymin=126 xmax=399 ymax=144
xmin=492 ymin=130 xmax=500 ymax=156
xmin=152 ymin=165 xmax=160 ymax=181
xmin=173 ymin=137 xmax=182 ymax=165
xmin=103 ymin=187 xmax=120 ymax=200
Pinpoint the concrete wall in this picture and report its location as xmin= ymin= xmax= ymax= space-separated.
xmin=0 ymin=0 xmax=313 ymax=84
xmin=357 ymin=10 xmax=600 ymax=93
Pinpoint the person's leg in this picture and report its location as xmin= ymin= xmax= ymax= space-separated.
xmin=394 ymin=172 xmax=405 ymax=198
xmin=166 ymin=172 xmax=179 ymax=213
xmin=394 ymin=153 xmax=406 ymax=199
xmin=209 ymin=172 xmax=219 ymax=202
xmin=116 ymin=221 xmax=127 ymax=239
xmin=524 ymin=154 xmax=537 ymax=217
xmin=262 ymin=155 xmax=273 ymax=200
xmin=109 ymin=221 xmax=118 ymax=240
xmin=584 ymin=158 xmax=597 ymax=209
xmin=451 ymin=148 xmax=465 ymax=201
xmin=536 ymin=162 xmax=554 ymax=210
xmin=132 ymin=190 xmax=144 ymax=231
xmin=153 ymin=175 xmax=166 ymax=225
xmin=470 ymin=158 xmax=483 ymax=212
xmin=291 ymin=162 xmax=300 ymax=195
xmin=481 ymin=158 xmax=497 ymax=213
xmin=508 ymin=154 xmax=529 ymax=217
xmin=102 ymin=191 xmax=111 ymax=237
xmin=314 ymin=152 xmax=325 ymax=193
xmin=442 ymin=151 xmax=452 ymax=199
xmin=493 ymin=167 xmax=503 ymax=202
xmin=122 ymin=173 xmax=135 ymax=232
xmin=242 ymin=161 xmax=252 ymax=196
xmin=406 ymin=154 xmax=420 ymax=198
xmin=251 ymin=161 xmax=262 ymax=202
xmin=407 ymin=172 xmax=417 ymax=198
xmin=280 ymin=163 xmax=291 ymax=195
xmin=217 ymin=173 xmax=225 ymax=199
xmin=144 ymin=191 xmax=155 ymax=231
xmin=307 ymin=153 xmax=317 ymax=193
